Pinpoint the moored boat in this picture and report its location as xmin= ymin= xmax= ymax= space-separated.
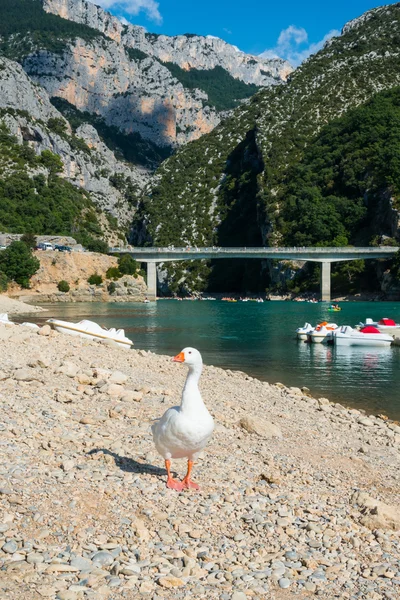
xmin=307 ymin=322 xmax=337 ymax=344
xmin=359 ymin=317 xmax=400 ymax=338
xmin=333 ymin=325 xmax=393 ymax=347
xmin=47 ymin=319 xmax=133 ymax=349
xmin=296 ymin=322 xmax=313 ymax=340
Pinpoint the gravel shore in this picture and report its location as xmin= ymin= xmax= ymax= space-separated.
xmin=0 ymin=295 xmax=46 ymax=315
xmin=0 ymin=322 xmax=399 ymax=600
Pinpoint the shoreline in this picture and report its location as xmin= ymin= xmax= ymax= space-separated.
xmin=0 ymin=323 xmax=399 ymax=599
xmin=0 ymin=294 xmax=47 ymax=315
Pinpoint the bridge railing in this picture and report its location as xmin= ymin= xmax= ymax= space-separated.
xmin=109 ymin=246 xmax=399 ymax=254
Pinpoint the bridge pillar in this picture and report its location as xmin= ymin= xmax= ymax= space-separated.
xmin=320 ymin=261 xmax=331 ymax=302
xmin=146 ymin=262 xmax=157 ymax=301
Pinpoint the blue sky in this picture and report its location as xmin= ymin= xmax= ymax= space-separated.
xmin=96 ymin=0 xmax=392 ymax=65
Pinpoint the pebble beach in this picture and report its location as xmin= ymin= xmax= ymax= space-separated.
xmin=0 ymin=322 xmax=399 ymax=600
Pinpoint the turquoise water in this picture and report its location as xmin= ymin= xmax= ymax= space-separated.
xmin=31 ymin=300 xmax=400 ymax=419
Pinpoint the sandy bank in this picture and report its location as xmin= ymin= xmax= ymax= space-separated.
xmin=0 ymin=294 xmax=46 ymax=315
xmin=0 ymin=324 xmax=399 ymax=599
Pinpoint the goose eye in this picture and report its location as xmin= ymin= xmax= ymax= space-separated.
xmin=188 ymin=351 xmax=192 ymax=354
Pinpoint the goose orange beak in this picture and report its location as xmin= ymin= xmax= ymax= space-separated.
xmin=173 ymin=352 xmax=185 ymax=363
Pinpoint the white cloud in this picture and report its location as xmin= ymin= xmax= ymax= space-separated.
xmin=260 ymin=25 xmax=340 ymax=66
xmin=96 ymin=0 xmax=162 ymax=24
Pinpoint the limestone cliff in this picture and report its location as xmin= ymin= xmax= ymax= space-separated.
xmin=0 ymin=57 xmax=150 ymax=227
xmin=43 ymin=0 xmax=292 ymax=86
xmin=9 ymin=0 xmax=292 ymax=149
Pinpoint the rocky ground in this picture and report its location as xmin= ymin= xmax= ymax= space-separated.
xmin=0 ymin=296 xmax=46 ymax=315
xmin=0 ymin=322 xmax=399 ymax=600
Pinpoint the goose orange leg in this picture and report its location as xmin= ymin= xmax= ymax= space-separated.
xmin=181 ymin=460 xmax=200 ymax=490
xmin=165 ymin=459 xmax=183 ymax=491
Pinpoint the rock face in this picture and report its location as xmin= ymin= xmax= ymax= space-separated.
xmin=0 ymin=56 xmax=150 ymax=226
xmin=43 ymin=0 xmax=291 ymax=86
xmin=12 ymin=249 xmax=147 ymax=303
xmin=23 ymin=40 xmax=218 ymax=148
xmin=25 ymin=0 xmax=292 ymax=148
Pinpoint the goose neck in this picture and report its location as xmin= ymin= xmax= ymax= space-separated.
xmin=181 ymin=363 xmax=203 ymax=412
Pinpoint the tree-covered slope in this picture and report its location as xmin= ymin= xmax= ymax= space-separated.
xmin=135 ymin=3 xmax=400 ymax=292
xmin=281 ymin=87 xmax=400 ymax=247
xmin=0 ymin=120 xmax=105 ymax=248
xmin=0 ymin=0 xmax=104 ymax=60
xmin=160 ymin=64 xmax=260 ymax=111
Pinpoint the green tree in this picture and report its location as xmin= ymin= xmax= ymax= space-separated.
xmin=118 ymin=254 xmax=138 ymax=276
xmin=107 ymin=281 xmax=116 ymax=294
xmin=84 ymin=238 xmax=109 ymax=254
xmin=0 ymin=241 xmax=39 ymax=287
xmin=39 ymin=150 xmax=63 ymax=174
xmin=20 ymin=232 xmax=37 ymax=249
xmin=57 ymin=280 xmax=70 ymax=292
xmin=106 ymin=266 xmax=122 ymax=280
xmin=0 ymin=271 xmax=8 ymax=292
xmin=87 ymin=273 xmax=102 ymax=285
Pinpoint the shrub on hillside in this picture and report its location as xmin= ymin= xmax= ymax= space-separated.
xmin=0 ymin=241 xmax=39 ymax=288
xmin=84 ymin=238 xmax=109 ymax=254
xmin=0 ymin=271 xmax=8 ymax=292
xmin=106 ymin=266 xmax=122 ymax=280
xmin=57 ymin=280 xmax=70 ymax=293
xmin=20 ymin=232 xmax=37 ymax=249
xmin=87 ymin=273 xmax=102 ymax=286
xmin=118 ymin=254 xmax=138 ymax=276
xmin=107 ymin=281 xmax=117 ymax=294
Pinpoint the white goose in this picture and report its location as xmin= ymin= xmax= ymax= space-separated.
xmin=152 ymin=347 xmax=214 ymax=491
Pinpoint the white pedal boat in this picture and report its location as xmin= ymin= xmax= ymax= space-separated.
xmin=0 ymin=313 xmax=14 ymax=325
xmin=333 ymin=325 xmax=393 ymax=347
xmin=296 ymin=322 xmax=313 ymax=340
xmin=359 ymin=317 xmax=400 ymax=338
xmin=47 ymin=319 xmax=133 ymax=349
xmin=307 ymin=322 xmax=338 ymax=344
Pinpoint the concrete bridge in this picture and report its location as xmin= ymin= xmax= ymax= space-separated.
xmin=109 ymin=246 xmax=399 ymax=301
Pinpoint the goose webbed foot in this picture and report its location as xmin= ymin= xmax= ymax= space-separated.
xmin=166 ymin=478 xmax=184 ymax=491
xmin=181 ymin=459 xmax=200 ymax=491
xmin=165 ymin=459 xmax=184 ymax=492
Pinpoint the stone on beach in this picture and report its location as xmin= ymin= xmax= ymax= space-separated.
xmin=239 ymin=415 xmax=282 ymax=438
xmin=352 ymin=491 xmax=400 ymax=530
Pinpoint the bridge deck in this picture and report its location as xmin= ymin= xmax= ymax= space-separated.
xmin=109 ymin=246 xmax=398 ymax=262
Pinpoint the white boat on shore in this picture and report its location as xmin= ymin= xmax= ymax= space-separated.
xmin=296 ymin=322 xmax=313 ymax=340
xmin=0 ymin=313 xmax=14 ymax=325
xmin=333 ymin=325 xmax=393 ymax=347
xmin=47 ymin=319 xmax=133 ymax=349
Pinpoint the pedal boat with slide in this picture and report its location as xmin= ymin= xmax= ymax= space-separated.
xmin=47 ymin=318 xmax=133 ymax=349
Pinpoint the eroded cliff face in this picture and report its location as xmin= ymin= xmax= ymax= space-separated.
xmin=31 ymin=0 xmax=293 ymax=148
xmin=23 ymin=37 xmax=220 ymax=147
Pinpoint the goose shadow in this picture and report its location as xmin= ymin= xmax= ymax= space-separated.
xmin=87 ymin=448 xmax=175 ymax=481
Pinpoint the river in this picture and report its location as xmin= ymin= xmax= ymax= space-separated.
xmin=31 ymin=300 xmax=400 ymax=420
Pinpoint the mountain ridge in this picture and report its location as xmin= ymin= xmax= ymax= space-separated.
xmin=135 ymin=3 xmax=400 ymax=293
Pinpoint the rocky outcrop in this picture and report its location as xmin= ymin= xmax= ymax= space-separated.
xmin=12 ymin=250 xmax=147 ymax=303
xmin=0 ymin=56 xmax=151 ymax=226
xmin=0 ymin=58 xmax=60 ymax=121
